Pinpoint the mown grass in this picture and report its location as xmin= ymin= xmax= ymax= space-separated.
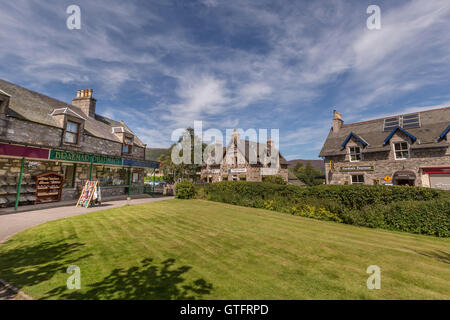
xmin=0 ymin=199 xmax=448 ymax=299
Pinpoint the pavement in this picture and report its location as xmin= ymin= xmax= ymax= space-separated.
xmin=0 ymin=196 xmax=174 ymax=244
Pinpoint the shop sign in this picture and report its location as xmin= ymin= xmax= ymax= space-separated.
xmin=229 ymin=168 xmax=247 ymax=173
xmin=50 ymin=150 xmax=121 ymax=165
xmin=339 ymin=165 xmax=375 ymax=172
xmin=123 ymin=159 xmax=160 ymax=168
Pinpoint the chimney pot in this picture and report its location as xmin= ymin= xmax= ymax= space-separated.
xmin=72 ymin=88 xmax=96 ymax=117
xmin=332 ymin=110 xmax=344 ymax=133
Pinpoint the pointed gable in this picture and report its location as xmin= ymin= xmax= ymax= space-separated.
xmin=384 ymin=126 xmax=417 ymax=145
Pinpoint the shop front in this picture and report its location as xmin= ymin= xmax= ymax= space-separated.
xmin=422 ymin=167 xmax=450 ymax=190
xmin=0 ymin=143 xmax=159 ymax=210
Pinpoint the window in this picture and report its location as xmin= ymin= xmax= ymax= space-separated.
xmin=64 ymin=121 xmax=79 ymax=144
xmin=394 ymin=142 xmax=409 ymax=160
xmin=383 ymin=114 xmax=420 ymax=131
xmin=384 ymin=117 xmax=400 ymax=131
xmin=123 ymin=137 xmax=133 ymax=154
xmin=402 ymin=113 xmax=420 ymax=129
xmin=349 ymin=146 xmax=361 ymax=162
xmin=351 ymin=175 xmax=364 ymax=185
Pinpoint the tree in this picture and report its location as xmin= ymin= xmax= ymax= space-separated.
xmin=290 ymin=162 xmax=325 ymax=186
xmin=158 ymin=128 xmax=207 ymax=183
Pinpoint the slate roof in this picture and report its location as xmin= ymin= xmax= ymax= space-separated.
xmin=0 ymin=79 xmax=145 ymax=147
xmin=319 ymin=107 xmax=450 ymax=157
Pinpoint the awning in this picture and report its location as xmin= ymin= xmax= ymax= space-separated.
xmin=422 ymin=167 xmax=450 ymax=174
xmin=393 ymin=170 xmax=416 ymax=180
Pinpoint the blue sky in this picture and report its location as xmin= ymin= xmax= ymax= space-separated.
xmin=1 ymin=0 xmax=449 ymax=159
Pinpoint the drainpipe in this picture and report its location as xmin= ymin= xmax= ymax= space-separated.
xmin=14 ymin=157 xmax=25 ymax=211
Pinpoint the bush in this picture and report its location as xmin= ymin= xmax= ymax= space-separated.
xmin=175 ymin=180 xmax=195 ymax=199
xmin=360 ymin=199 xmax=449 ymax=237
xmin=262 ymin=175 xmax=287 ymax=185
xmin=195 ymin=181 xmax=445 ymax=209
xmin=195 ymin=181 xmax=450 ymax=236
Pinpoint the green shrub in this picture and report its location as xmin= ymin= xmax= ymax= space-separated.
xmin=367 ymin=199 xmax=449 ymax=237
xmin=262 ymin=175 xmax=287 ymax=185
xmin=175 ymin=180 xmax=195 ymax=199
xmin=194 ymin=181 xmax=450 ymax=236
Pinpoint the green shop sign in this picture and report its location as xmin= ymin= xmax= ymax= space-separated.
xmin=50 ymin=150 xmax=122 ymax=166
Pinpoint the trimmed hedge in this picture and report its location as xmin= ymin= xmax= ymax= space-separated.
xmin=342 ymin=200 xmax=450 ymax=237
xmin=195 ymin=181 xmax=450 ymax=237
xmin=175 ymin=180 xmax=195 ymax=199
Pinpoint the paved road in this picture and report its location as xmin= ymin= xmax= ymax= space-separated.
xmin=0 ymin=196 xmax=174 ymax=243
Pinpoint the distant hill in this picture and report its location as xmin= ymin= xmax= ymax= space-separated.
xmin=146 ymin=148 xmax=169 ymax=161
xmin=287 ymin=159 xmax=325 ymax=172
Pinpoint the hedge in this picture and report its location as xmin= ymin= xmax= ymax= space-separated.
xmin=195 ymin=181 xmax=450 ymax=237
xmin=195 ymin=181 xmax=446 ymax=209
xmin=175 ymin=180 xmax=196 ymax=199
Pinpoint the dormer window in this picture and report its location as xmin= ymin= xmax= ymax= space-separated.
xmin=64 ymin=120 xmax=80 ymax=144
xmin=349 ymin=146 xmax=362 ymax=162
xmin=123 ymin=136 xmax=133 ymax=154
xmin=393 ymin=142 xmax=409 ymax=160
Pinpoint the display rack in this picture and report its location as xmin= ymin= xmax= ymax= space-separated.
xmin=35 ymin=172 xmax=64 ymax=204
xmin=0 ymin=176 xmax=36 ymax=207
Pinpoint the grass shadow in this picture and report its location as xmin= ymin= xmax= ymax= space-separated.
xmin=414 ymin=249 xmax=450 ymax=264
xmin=0 ymin=239 xmax=91 ymax=291
xmin=43 ymin=258 xmax=213 ymax=300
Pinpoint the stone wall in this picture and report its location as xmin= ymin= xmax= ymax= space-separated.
xmin=324 ymin=146 xmax=450 ymax=186
xmin=3 ymin=117 xmax=145 ymax=160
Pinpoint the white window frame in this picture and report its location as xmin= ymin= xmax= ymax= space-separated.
xmin=393 ymin=141 xmax=410 ymax=160
xmin=348 ymin=146 xmax=362 ymax=162
xmin=351 ymin=174 xmax=364 ymax=185
xmin=64 ymin=120 xmax=80 ymax=145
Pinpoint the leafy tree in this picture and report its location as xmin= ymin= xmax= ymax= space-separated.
xmin=158 ymin=128 xmax=207 ymax=182
xmin=290 ymin=162 xmax=325 ymax=186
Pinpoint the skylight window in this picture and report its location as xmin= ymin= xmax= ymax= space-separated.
xmin=383 ymin=114 xmax=420 ymax=131
xmin=402 ymin=113 xmax=420 ymax=129
xmin=383 ymin=117 xmax=400 ymax=131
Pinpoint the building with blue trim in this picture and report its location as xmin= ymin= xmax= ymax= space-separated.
xmin=319 ymin=108 xmax=450 ymax=189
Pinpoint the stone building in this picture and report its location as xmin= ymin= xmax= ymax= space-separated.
xmin=319 ymin=108 xmax=450 ymax=189
xmin=201 ymin=130 xmax=289 ymax=183
xmin=0 ymin=79 xmax=158 ymax=208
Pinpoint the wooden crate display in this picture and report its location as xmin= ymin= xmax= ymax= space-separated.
xmin=35 ymin=172 xmax=64 ymax=204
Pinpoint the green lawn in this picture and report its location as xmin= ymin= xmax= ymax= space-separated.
xmin=0 ymin=199 xmax=449 ymax=299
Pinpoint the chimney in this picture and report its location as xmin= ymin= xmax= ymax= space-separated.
xmin=332 ymin=110 xmax=343 ymax=133
xmin=72 ymin=89 xmax=96 ymax=117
